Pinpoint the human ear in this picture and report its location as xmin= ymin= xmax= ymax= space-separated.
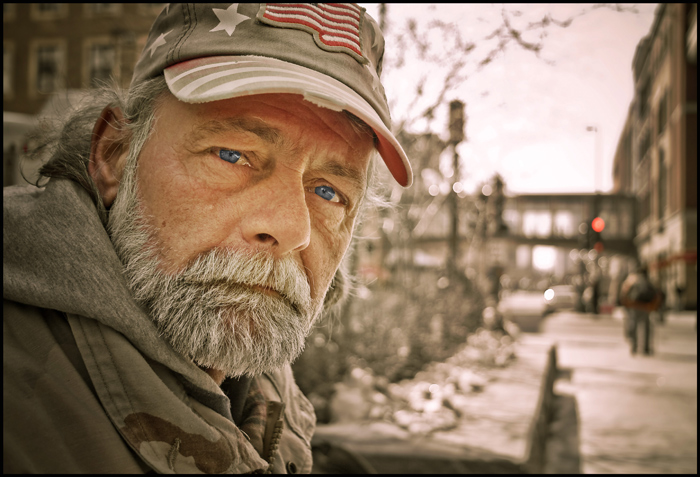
xmin=88 ymin=106 xmax=128 ymax=208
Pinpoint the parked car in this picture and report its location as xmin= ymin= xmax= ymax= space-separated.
xmin=543 ymin=285 xmax=578 ymax=314
xmin=498 ymin=289 xmax=548 ymax=332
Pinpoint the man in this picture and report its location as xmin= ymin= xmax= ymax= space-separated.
xmin=3 ymin=4 xmax=411 ymax=473
xmin=620 ymin=264 xmax=661 ymax=356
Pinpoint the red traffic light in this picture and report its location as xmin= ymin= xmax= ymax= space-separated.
xmin=591 ymin=217 xmax=605 ymax=233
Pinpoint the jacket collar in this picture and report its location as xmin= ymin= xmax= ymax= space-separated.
xmin=3 ymin=179 xmax=230 ymax=404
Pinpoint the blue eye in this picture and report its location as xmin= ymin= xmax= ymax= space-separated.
xmin=219 ymin=149 xmax=241 ymax=164
xmin=315 ymin=185 xmax=336 ymax=201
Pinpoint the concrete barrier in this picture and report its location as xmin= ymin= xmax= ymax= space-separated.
xmin=523 ymin=344 xmax=558 ymax=473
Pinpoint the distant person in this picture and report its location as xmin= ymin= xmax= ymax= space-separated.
xmin=619 ymin=265 xmax=662 ymax=355
xmin=675 ymin=283 xmax=685 ymax=311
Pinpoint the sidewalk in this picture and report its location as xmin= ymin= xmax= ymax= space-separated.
xmin=538 ymin=309 xmax=697 ymax=474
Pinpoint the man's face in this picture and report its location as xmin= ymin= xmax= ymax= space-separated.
xmin=107 ymin=92 xmax=374 ymax=377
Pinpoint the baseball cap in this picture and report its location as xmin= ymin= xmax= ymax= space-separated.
xmin=131 ymin=3 xmax=412 ymax=187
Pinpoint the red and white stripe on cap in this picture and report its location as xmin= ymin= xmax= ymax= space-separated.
xmin=164 ymin=55 xmax=412 ymax=187
xmin=260 ymin=3 xmax=366 ymax=63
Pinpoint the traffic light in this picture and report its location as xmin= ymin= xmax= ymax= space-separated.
xmin=591 ymin=217 xmax=605 ymax=233
xmin=591 ymin=216 xmax=605 ymax=252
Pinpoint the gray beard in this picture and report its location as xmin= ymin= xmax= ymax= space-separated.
xmin=106 ymin=156 xmax=323 ymax=378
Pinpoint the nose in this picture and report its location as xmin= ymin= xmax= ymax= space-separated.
xmin=238 ymin=176 xmax=311 ymax=256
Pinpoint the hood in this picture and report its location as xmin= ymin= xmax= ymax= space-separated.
xmin=3 ymin=178 xmax=224 ymax=398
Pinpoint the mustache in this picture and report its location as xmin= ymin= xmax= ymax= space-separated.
xmin=174 ymin=247 xmax=313 ymax=314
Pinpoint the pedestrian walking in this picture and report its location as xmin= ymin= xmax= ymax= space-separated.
xmin=656 ymin=288 xmax=667 ymax=323
xmin=675 ymin=283 xmax=685 ymax=311
xmin=619 ymin=265 xmax=662 ymax=355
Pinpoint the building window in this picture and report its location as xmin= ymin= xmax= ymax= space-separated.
xmin=661 ymin=28 xmax=668 ymax=63
xmin=655 ymin=26 xmax=668 ymax=73
xmin=3 ymin=42 xmax=12 ymax=98
xmin=4 ymin=3 xmax=17 ymax=22
xmin=522 ymin=211 xmax=552 ymax=238
xmin=553 ymin=210 xmax=575 ymax=238
xmin=639 ymin=190 xmax=651 ymax=223
xmin=31 ymin=41 xmax=65 ymax=96
xmin=37 ymin=45 xmax=61 ymax=93
xmin=84 ymin=4 xmax=122 ymax=17
xmin=639 ymin=129 xmax=651 ymax=162
xmin=620 ymin=201 xmax=633 ymax=238
xmin=658 ymin=148 xmax=666 ymax=221
xmin=88 ymin=42 xmax=117 ymax=87
xmin=635 ymin=155 xmax=651 ymax=223
xmin=30 ymin=4 xmax=68 ymax=21
xmin=669 ymin=160 xmax=677 ymax=212
xmin=638 ymin=79 xmax=651 ymax=117
xmin=657 ymin=90 xmax=668 ymax=136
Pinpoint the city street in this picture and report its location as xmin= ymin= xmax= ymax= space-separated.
xmin=530 ymin=309 xmax=697 ymax=474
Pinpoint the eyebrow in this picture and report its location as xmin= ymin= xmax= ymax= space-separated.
xmin=316 ymin=160 xmax=366 ymax=193
xmin=186 ymin=117 xmax=283 ymax=146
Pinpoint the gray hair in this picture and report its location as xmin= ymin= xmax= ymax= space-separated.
xmin=29 ymin=77 xmax=389 ymax=311
xmin=30 ymin=76 xmax=169 ymax=226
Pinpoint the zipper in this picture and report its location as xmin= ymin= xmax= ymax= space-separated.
xmin=262 ymin=401 xmax=285 ymax=474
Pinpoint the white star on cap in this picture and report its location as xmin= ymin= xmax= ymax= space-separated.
xmin=148 ymin=30 xmax=172 ymax=58
xmin=210 ymin=4 xmax=250 ymax=36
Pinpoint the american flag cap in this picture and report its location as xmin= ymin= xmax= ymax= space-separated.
xmin=131 ymin=3 xmax=412 ymax=187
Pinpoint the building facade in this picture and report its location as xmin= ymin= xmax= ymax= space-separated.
xmin=612 ymin=3 xmax=697 ymax=310
xmin=3 ymin=3 xmax=164 ymax=186
xmin=3 ymin=3 xmax=163 ymax=115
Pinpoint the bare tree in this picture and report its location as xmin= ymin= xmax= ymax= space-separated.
xmin=386 ymin=4 xmax=641 ymax=136
xmin=293 ymin=4 xmax=644 ymax=418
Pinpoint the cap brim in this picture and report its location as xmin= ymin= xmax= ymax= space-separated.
xmin=164 ymin=55 xmax=412 ymax=187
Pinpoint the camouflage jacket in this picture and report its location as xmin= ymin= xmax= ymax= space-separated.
xmin=3 ymin=179 xmax=316 ymax=473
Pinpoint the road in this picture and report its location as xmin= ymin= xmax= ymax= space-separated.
xmin=529 ymin=309 xmax=697 ymax=474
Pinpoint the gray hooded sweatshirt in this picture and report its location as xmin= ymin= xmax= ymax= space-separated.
xmin=3 ymin=179 xmax=316 ymax=473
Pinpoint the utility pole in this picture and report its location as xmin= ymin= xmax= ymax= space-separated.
xmin=586 ymin=125 xmax=602 ymax=314
xmin=586 ymin=125 xmax=601 ymax=193
xmin=448 ymin=100 xmax=465 ymax=279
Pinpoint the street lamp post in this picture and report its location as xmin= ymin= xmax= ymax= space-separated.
xmin=586 ymin=126 xmax=602 ymax=193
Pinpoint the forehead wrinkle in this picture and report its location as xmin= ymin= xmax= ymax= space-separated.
xmin=185 ymin=117 xmax=283 ymax=146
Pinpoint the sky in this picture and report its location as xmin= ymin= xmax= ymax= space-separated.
xmin=360 ymin=3 xmax=658 ymax=195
